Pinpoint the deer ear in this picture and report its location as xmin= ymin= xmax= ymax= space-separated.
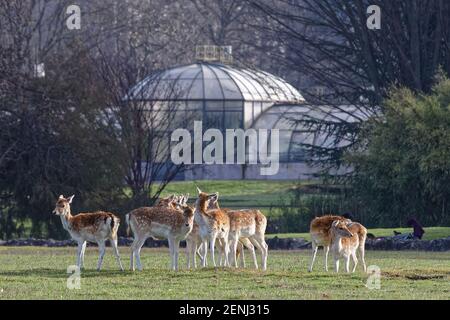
xmin=67 ymin=195 xmax=75 ymax=204
xmin=332 ymin=220 xmax=340 ymax=228
xmin=58 ymin=195 xmax=64 ymax=200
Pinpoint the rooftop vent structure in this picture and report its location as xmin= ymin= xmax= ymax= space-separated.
xmin=195 ymin=45 xmax=233 ymax=64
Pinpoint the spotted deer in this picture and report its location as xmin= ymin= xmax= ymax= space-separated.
xmin=207 ymin=197 xmax=266 ymax=270
xmin=308 ymin=215 xmax=352 ymax=272
xmin=155 ymin=194 xmax=204 ymax=269
xmin=155 ymin=194 xmax=178 ymax=209
xmin=226 ymin=209 xmax=268 ymax=270
xmin=194 ymin=189 xmax=230 ymax=268
xmin=52 ymin=195 xmax=123 ymax=271
xmin=126 ymin=204 xmax=194 ymax=271
xmin=330 ymin=220 xmax=367 ymax=273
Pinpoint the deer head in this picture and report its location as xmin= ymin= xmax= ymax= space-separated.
xmin=195 ymin=191 xmax=219 ymax=213
xmin=182 ymin=205 xmax=195 ymax=227
xmin=331 ymin=220 xmax=353 ymax=238
xmin=53 ymin=195 xmax=74 ymax=216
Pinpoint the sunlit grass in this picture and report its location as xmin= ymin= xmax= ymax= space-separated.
xmin=0 ymin=247 xmax=448 ymax=300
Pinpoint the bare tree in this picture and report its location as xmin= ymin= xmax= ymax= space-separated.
xmin=246 ymin=0 xmax=450 ymax=170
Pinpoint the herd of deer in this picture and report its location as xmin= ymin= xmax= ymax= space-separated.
xmin=53 ymin=189 xmax=367 ymax=274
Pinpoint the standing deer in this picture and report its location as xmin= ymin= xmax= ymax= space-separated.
xmin=155 ymin=194 xmax=204 ymax=269
xmin=194 ymin=189 xmax=230 ymax=268
xmin=329 ymin=220 xmax=368 ymax=273
xmin=208 ymin=196 xmax=266 ymax=270
xmin=227 ymin=209 xmax=268 ymax=270
xmin=126 ymin=204 xmax=194 ymax=271
xmin=52 ymin=195 xmax=124 ymax=271
xmin=308 ymin=215 xmax=352 ymax=272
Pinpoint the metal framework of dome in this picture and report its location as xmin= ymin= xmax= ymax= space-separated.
xmin=126 ymin=62 xmax=304 ymax=103
xmin=125 ymin=62 xmax=305 ymax=132
xmin=251 ymin=104 xmax=372 ymax=162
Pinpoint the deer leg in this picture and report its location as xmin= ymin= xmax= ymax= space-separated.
xmin=359 ymin=246 xmax=367 ymax=272
xmin=185 ymin=239 xmax=192 ymax=269
xmin=197 ymin=242 xmax=205 ymax=267
xmin=230 ymin=237 xmax=239 ymax=268
xmin=173 ymin=239 xmax=180 ymax=271
xmin=334 ymin=255 xmax=340 ymax=273
xmin=110 ymin=237 xmax=124 ymax=271
xmin=80 ymin=241 xmax=87 ymax=270
xmin=345 ymin=255 xmax=351 ymax=273
xmin=257 ymin=236 xmax=268 ymax=271
xmin=167 ymin=237 xmax=179 ymax=271
xmin=201 ymin=239 xmax=208 ymax=267
xmin=222 ymin=236 xmax=230 ymax=267
xmin=241 ymin=238 xmax=257 ymax=269
xmin=193 ymin=242 xmax=200 ymax=269
xmin=324 ymin=245 xmax=330 ymax=272
xmin=134 ymin=238 xmax=146 ymax=271
xmin=130 ymin=238 xmax=137 ymax=271
xmin=210 ymin=234 xmax=218 ymax=267
xmin=308 ymin=242 xmax=318 ymax=272
xmin=351 ymin=252 xmax=358 ymax=273
xmin=96 ymin=240 xmax=106 ymax=271
xmin=76 ymin=241 xmax=84 ymax=269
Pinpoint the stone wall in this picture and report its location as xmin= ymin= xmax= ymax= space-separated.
xmin=1 ymin=236 xmax=449 ymax=251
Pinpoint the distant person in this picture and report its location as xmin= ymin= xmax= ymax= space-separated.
xmin=408 ymin=218 xmax=425 ymax=240
xmin=393 ymin=218 xmax=425 ymax=240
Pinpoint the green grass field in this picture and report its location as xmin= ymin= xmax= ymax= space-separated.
xmin=0 ymin=247 xmax=448 ymax=300
xmin=158 ymin=180 xmax=301 ymax=209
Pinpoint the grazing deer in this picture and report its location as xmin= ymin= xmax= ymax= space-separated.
xmin=308 ymin=215 xmax=352 ymax=272
xmin=126 ymin=204 xmax=194 ymax=271
xmin=330 ymin=220 xmax=367 ymax=273
xmin=52 ymin=195 xmax=124 ymax=271
xmin=194 ymin=188 xmax=230 ymax=268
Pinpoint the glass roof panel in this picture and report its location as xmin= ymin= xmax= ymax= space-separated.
xmin=125 ymin=62 xmax=305 ymax=103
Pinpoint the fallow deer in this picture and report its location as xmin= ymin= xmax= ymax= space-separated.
xmin=155 ymin=194 xmax=178 ymax=209
xmin=207 ymin=196 xmax=266 ymax=270
xmin=159 ymin=193 xmax=205 ymax=269
xmin=126 ymin=204 xmax=194 ymax=271
xmin=226 ymin=209 xmax=268 ymax=270
xmin=52 ymin=195 xmax=124 ymax=271
xmin=308 ymin=215 xmax=352 ymax=272
xmin=194 ymin=189 xmax=230 ymax=268
xmin=329 ymin=220 xmax=367 ymax=273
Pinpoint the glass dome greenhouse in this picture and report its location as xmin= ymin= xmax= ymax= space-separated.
xmin=125 ymin=62 xmax=305 ymax=132
xmin=124 ymin=59 xmax=368 ymax=179
xmin=251 ymin=104 xmax=372 ymax=163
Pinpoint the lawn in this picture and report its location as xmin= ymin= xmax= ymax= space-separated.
xmin=158 ymin=180 xmax=301 ymax=209
xmin=0 ymin=247 xmax=448 ymax=300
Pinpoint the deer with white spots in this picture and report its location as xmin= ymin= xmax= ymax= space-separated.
xmin=154 ymin=194 xmax=204 ymax=269
xmin=194 ymin=189 xmax=230 ymax=268
xmin=207 ymin=196 xmax=267 ymax=270
xmin=126 ymin=203 xmax=194 ymax=271
xmin=308 ymin=215 xmax=353 ymax=272
xmin=52 ymin=195 xmax=124 ymax=271
xmin=329 ymin=220 xmax=367 ymax=273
